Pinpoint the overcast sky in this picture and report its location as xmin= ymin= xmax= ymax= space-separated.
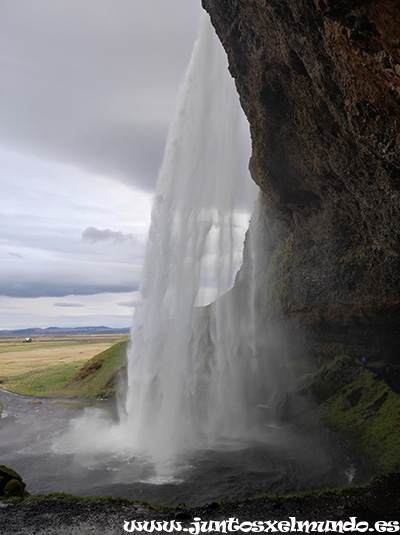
xmin=0 ymin=1 xmax=254 ymax=331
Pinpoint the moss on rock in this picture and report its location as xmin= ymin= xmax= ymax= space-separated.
xmin=4 ymin=478 xmax=24 ymax=498
xmin=0 ymin=465 xmax=28 ymax=499
xmin=298 ymin=358 xmax=400 ymax=473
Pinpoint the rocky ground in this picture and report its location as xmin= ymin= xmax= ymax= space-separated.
xmin=0 ymin=474 xmax=399 ymax=534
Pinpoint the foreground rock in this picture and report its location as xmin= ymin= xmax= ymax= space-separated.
xmin=0 ymin=474 xmax=399 ymax=534
xmin=0 ymin=466 xmax=28 ymax=499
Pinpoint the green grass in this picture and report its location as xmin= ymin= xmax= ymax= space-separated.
xmin=63 ymin=339 xmax=128 ymax=398
xmin=300 ymin=357 xmax=400 ymax=473
xmin=2 ymin=362 xmax=86 ymax=397
xmin=2 ymin=340 xmax=128 ymax=400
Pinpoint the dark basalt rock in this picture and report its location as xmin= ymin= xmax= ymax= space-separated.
xmin=202 ymin=0 xmax=400 ymax=361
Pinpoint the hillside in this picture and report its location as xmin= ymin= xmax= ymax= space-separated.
xmin=63 ymin=339 xmax=129 ymax=399
xmin=1 ymin=340 xmax=129 ymax=400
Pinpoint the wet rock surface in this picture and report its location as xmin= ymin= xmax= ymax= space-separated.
xmin=202 ymin=0 xmax=400 ymax=361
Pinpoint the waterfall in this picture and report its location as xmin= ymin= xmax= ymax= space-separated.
xmin=52 ymin=16 xmax=347 ymax=498
xmin=120 ymin=16 xmax=260 ymax=468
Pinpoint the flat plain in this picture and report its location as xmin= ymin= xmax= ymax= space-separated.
xmin=0 ymin=334 xmax=129 ymax=380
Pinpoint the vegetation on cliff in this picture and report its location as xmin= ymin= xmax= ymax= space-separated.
xmin=298 ymin=356 xmax=400 ymax=473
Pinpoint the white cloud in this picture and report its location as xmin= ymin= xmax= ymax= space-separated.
xmin=0 ymin=250 xmax=141 ymax=298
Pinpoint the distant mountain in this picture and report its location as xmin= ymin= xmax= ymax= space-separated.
xmin=0 ymin=326 xmax=130 ymax=337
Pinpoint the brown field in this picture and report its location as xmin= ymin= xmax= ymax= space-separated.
xmin=0 ymin=333 xmax=129 ymax=347
xmin=0 ymin=334 xmax=129 ymax=379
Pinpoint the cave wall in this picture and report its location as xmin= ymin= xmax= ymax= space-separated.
xmin=202 ymin=0 xmax=400 ymax=360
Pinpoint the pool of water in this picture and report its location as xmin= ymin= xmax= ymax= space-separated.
xmin=0 ymin=389 xmax=364 ymax=505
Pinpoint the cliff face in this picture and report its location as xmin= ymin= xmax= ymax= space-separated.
xmin=202 ymin=0 xmax=400 ymax=360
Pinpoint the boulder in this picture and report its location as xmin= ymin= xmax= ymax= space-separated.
xmin=0 ymin=465 xmax=27 ymax=498
xmin=4 ymin=479 xmax=24 ymax=498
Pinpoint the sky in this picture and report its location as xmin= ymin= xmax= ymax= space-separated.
xmin=0 ymin=1 xmax=254 ymax=331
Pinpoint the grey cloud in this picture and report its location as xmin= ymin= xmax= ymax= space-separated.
xmin=0 ymin=282 xmax=139 ymax=299
xmin=0 ymin=109 xmax=167 ymax=191
xmin=0 ymin=249 xmax=142 ymax=298
xmin=72 ymin=122 xmax=167 ymax=191
xmin=1 ymin=219 xmax=77 ymax=255
xmin=53 ymin=302 xmax=85 ymax=307
xmin=82 ymin=227 xmax=136 ymax=244
xmin=117 ymin=300 xmax=135 ymax=308
xmin=0 ymin=0 xmax=202 ymax=191
xmin=0 ymin=214 xmax=146 ymax=264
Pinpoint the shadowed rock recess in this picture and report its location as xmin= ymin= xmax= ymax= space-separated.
xmin=202 ymin=0 xmax=400 ymax=362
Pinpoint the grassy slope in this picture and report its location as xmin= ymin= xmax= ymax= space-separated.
xmin=1 ymin=340 xmax=128 ymax=399
xmin=63 ymin=339 xmax=128 ymax=398
xmin=298 ymin=355 xmax=400 ymax=473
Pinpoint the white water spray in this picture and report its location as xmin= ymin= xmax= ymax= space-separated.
xmin=60 ymin=16 xmax=286 ymax=475
xmin=119 ymin=16 xmax=262 ymax=467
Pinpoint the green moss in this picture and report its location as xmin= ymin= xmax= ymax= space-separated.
xmin=0 ymin=465 xmax=28 ymax=499
xmin=4 ymin=479 xmax=24 ymax=498
xmin=299 ymin=355 xmax=353 ymax=400
xmin=300 ymin=358 xmax=400 ymax=473
xmin=324 ymin=383 xmax=400 ymax=472
xmin=0 ymin=465 xmax=24 ymax=484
